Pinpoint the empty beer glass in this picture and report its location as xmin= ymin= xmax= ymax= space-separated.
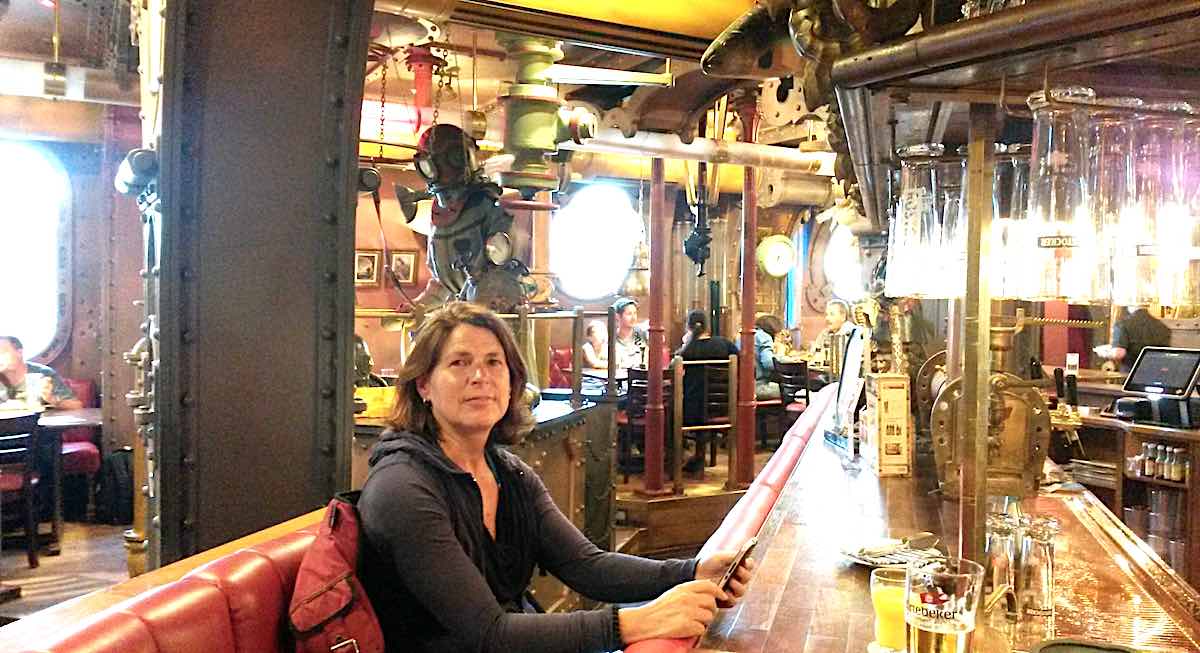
xmin=1026 ymin=87 xmax=1105 ymax=302
xmin=991 ymin=144 xmax=1032 ymax=298
xmin=1176 ymin=119 xmax=1200 ymax=308
xmin=887 ymin=144 xmax=944 ymax=298
xmin=905 ymin=557 xmax=984 ymax=653
xmin=1114 ymin=114 xmax=1186 ymax=306
xmin=1019 ymin=516 xmax=1060 ymax=616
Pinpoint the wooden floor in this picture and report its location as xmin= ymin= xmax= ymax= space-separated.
xmin=0 ymin=523 xmax=128 ymax=623
xmin=615 ymin=447 xmax=776 ymax=499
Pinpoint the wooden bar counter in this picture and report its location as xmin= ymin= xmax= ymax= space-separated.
xmin=697 ymin=438 xmax=1200 ymax=653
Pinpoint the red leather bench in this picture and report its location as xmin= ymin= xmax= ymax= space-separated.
xmin=5 ymin=385 xmax=835 ymax=653
xmin=8 ymin=516 xmax=320 ymax=653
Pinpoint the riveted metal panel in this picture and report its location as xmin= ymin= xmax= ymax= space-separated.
xmin=155 ymin=0 xmax=369 ymax=562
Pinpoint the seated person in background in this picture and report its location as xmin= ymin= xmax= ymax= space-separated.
xmin=611 ymin=296 xmax=648 ymax=370
xmin=677 ymin=309 xmax=738 ymax=474
xmin=809 ymin=299 xmax=855 ymax=368
xmin=0 ymin=335 xmax=83 ymax=409
xmin=754 ymin=315 xmax=784 ymax=400
xmin=358 ymin=302 xmax=754 ymax=652
xmin=1095 ymin=305 xmax=1171 ymax=373
xmin=581 ymin=320 xmax=608 ymax=370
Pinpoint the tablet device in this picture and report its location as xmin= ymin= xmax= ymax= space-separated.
xmin=718 ymin=537 xmax=758 ymax=590
xmin=1124 ymin=347 xmax=1200 ymax=397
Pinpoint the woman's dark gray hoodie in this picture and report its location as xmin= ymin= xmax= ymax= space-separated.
xmin=357 ymin=429 xmax=698 ymax=653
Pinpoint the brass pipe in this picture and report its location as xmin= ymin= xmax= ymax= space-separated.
xmin=959 ymin=103 xmax=998 ymax=564
xmin=571 ymin=306 xmax=584 ymax=409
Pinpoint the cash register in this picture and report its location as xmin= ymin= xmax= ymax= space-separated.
xmin=1113 ymin=347 xmax=1200 ymax=428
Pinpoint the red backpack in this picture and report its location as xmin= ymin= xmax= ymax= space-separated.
xmin=289 ymin=491 xmax=385 ymax=653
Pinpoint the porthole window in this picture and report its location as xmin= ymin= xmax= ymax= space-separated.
xmin=0 ymin=141 xmax=72 ymax=359
xmin=824 ymin=223 xmax=866 ymax=302
xmin=550 ymin=183 xmax=643 ymax=300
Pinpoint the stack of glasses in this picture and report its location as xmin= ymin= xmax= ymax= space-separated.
xmin=886 ymin=86 xmax=1200 ymax=309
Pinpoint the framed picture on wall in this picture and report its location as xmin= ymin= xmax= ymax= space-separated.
xmin=390 ymin=251 xmax=417 ymax=284
xmin=354 ymin=250 xmax=380 ymax=285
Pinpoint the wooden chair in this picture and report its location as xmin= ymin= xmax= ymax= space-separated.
xmin=618 ymin=366 xmax=674 ymax=481
xmin=679 ymin=355 xmax=738 ymax=474
xmin=0 ymin=411 xmax=44 ymax=568
xmin=774 ymin=359 xmax=811 ymax=431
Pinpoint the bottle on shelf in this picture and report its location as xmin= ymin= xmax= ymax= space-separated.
xmin=1143 ymin=442 xmax=1157 ymax=478
xmin=1172 ymin=448 xmax=1186 ymax=483
xmin=1156 ymin=444 xmax=1168 ymax=479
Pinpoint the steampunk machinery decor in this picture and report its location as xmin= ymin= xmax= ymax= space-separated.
xmin=701 ymin=0 xmax=924 ymax=217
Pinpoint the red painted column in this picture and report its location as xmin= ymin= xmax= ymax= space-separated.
xmin=735 ymin=93 xmax=759 ymax=488
xmin=640 ymin=157 xmax=670 ymax=495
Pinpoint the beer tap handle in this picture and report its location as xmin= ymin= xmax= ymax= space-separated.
xmin=1052 ymin=368 xmax=1065 ymax=409
xmin=1065 ymin=374 xmax=1079 ymax=408
xmin=1030 ymin=357 xmax=1044 ymax=380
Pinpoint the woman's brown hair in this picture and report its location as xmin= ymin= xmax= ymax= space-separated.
xmin=388 ymin=302 xmax=535 ymax=445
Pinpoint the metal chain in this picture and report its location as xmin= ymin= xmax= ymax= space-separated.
xmin=378 ymin=53 xmax=388 ymax=158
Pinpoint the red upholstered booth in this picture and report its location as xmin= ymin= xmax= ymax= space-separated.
xmin=12 ymin=525 xmax=318 ymax=653
xmin=7 ymin=386 xmax=836 ymax=653
xmin=60 ymin=378 xmax=101 ymax=477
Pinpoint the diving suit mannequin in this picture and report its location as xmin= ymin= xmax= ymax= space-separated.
xmin=401 ymin=123 xmax=528 ymax=316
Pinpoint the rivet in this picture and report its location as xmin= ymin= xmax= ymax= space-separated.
xmin=183 ymin=456 xmax=196 ymax=467
xmin=181 ymin=393 xmax=193 ymax=407
xmin=324 ymin=271 xmax=337 ymax=283
xmin=335 ymin=34 xmax=349 ymax=48
xmin=321 ymin=386 xmax=335 ymax=398
xmin=325 ymin=156 xmax=339 ymax=168
xmin=321 ymin=445 xmax=335 ymax=455
xmin=330 ymin=95 xmax=344 ymax=107
xmin=181 ymin=329 xmax=194 ymax=344
xmin=321 ymin=327 xmax=335 ymax=340
xmin=325 ymin=212 xmax=338 ymax=224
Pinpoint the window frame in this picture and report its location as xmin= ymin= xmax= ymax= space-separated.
xmin=549 ymin=181 xmax=644 ymax=303
xmin=1 ymin=140 xmax=74 ymax=364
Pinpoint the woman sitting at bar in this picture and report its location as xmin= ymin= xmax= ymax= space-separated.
xmin=678 ymin=309 xmax=738 ymax=474
xmin=581 ymin=319 xmax=608 ymax=370
xmin=358 ymin=302 xmax=753 ymax=653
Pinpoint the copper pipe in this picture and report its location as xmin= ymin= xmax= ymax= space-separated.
xmin=831 ymin=0 xmax=1200 ymax=88
xmin=734 ymin=93 xmax=758 ymax=489
xmin=640 ymin=157 xmax=669 ymax=496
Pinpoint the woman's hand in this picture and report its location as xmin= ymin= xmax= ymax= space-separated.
xmin=696 ymin=550 xmax=757 ymax=607
xmin=617 ymin=580 xmax=725 ymax=643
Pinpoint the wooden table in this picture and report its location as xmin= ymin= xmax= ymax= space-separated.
xmin=696 ymin=440 xmax=1200 ymax=652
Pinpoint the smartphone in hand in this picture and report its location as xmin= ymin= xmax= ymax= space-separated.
xmin=718 ymin=537 xmax=757 ymax=591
